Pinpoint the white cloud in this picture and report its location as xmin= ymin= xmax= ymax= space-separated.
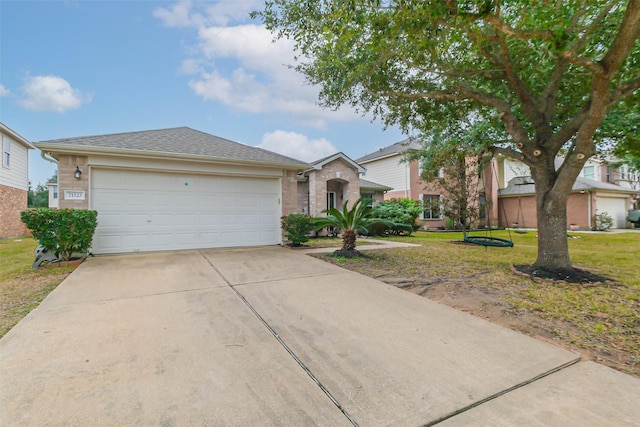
xmin=156 ymin=1 xmax=363 ymax=128
xmin=0 ymin=84 xmax=10 ymax=97
xmin=19 ymin=75 xmax=91 ymax=113
xmin=257 ymin=130 xmax=337 ymax=162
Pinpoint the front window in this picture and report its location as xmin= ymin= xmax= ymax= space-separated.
xmin=582 ymin=165 xmax=595 ymax=179
xmin=361 ymin=192 xmax=374 ymax=208
xmin=421 ymin=194 xmax=442 ymax=220
xmin=2 ymin=137 xmax=10 ymax=168
xmin=52 ymin=185 xmax=58 ymax=199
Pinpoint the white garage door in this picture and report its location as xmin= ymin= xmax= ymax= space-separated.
xmin=91 ymin=169 xmax=281 ymax=254
xmin=596 ymin=196 xmax=628 ymax=228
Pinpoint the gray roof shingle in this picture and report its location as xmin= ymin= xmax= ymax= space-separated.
xmin=355 ymin=138 xmax=422 ymax=163
xmin=359 ymin=178 xmax=392 ymax=191
xmin=35 ymin=127 xmax=308 ymax=168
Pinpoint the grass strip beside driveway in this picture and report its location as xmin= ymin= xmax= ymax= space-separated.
xmin=0 ymin=238 xmax=77 ymax=338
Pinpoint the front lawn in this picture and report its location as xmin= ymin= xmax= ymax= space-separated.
xmin=0 ymin=238 xmax=78 ymax=338
xmin=314 ymin=230 xmax=640 ymax=377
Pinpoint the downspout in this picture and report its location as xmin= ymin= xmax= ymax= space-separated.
xmin=587 ymin=191 xmax=592 ymax=229
xmin=41 ymin=150 xmax=58 ymax=165
xmin=405 ymin=162 xmax=409 ymax=198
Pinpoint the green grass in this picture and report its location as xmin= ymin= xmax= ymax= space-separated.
xmin=315 ymin=230 xmax=640 ymax=376
xmin=0 ymin=237 xmax=77 ymax=338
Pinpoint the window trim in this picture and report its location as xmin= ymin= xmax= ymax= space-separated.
xmin=421 ymin=194 xmax=443 ymax=220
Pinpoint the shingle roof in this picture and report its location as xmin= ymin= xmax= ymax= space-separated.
xmin=499 ymin=176 xmax=639 ymax=196
xmin=308 ymin=152 xmax=366 ymax=174
xmin=35 ymin=127 xmax=308 ymax=168
xmin=355 ymin=138 xmax=422 ymax=163
xmin=359 ymin=178 xmax=392 ymax=191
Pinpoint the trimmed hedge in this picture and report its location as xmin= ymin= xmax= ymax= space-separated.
xmin=21 ymin=208 xmax=98 ymax=261
xmin=368 ymin=198 xmax=423 ymax=236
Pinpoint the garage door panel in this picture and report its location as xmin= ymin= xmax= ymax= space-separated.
xmin=91 ymin=169 xmax=281 ymax=254
xmin=596 ymin=197 xmax=628 ymax=228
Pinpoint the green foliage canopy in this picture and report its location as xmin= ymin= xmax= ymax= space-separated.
xmin=256 ymin=0 xmax=640 ymax=269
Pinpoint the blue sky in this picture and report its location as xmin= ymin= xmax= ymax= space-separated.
xmin=1 ymin=0 xmax=405 ymax=187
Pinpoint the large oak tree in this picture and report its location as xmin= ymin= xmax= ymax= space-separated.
xmin=255 ymin=0 xmax=640 ymax=270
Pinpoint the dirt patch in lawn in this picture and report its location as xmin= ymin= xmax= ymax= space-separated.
xmin=316 ymin=250 xmax=639 ymax=378
xmin=396 ymin=278 xmax=636 ymax=376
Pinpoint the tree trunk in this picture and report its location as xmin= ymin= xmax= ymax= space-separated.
xmin=342 ymin=229 xmax=357 ymax=252
xmin=532 ymin=166 xmax=572 ymax=269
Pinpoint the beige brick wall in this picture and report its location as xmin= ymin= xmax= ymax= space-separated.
xmin=297 ymin=179 xmax=309 ymax=213
xmin=281 ymin=169 xmax=299 ymax=217
xmin=307 ymin=159 xmax=361 ymax=217
xmin=0 ymin=184 xmax=27 ymax=238
xmin=57 ymin=155 xmax=89 ymax=209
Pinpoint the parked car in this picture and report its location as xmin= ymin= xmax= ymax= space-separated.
xmin=627 ymin=210 xmax=640 ymax=228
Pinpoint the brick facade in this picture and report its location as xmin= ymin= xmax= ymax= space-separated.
xmin=500 ymin=193 xmax=591 ymax=230
xmin=281 ymin=169 xmax=299 ymax=216
xmin=0 ymin=184 xmax=27 ymax=238
xmin=306 ymin=158 xmax=361 ymax=217
xmin=57 ymin=154 xmax=89 ymax=209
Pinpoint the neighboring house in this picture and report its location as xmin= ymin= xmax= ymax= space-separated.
xmin=35 ymin=127 xmax=309 ymax=254
xmin=0 ymin=123 xmax=35 ymax=238
xmin=358 ymin=138 xmax=638 ymax=230
xmin=296 ymin=152 xmax=390 ymax=217
xmin=497 ymin=155 xmax=639 ymax=229
xmin=356 ymin=139 xmax=453 ymax=228
xmin=47 ymin=177 xmax=59 ymax=208
xmin=34 ymin=127 xmax=391 ymax=254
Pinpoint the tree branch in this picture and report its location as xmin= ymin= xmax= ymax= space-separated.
xmin=610 ymin=75 xmax=640 ymax=104
xmin=485 ymin=14 xmax=554 ymax=40
xmin=488 ymin=146 xmax=528 ymax=164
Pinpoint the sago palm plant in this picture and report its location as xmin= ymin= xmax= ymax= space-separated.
xmin=313 ymin=198 xmax=388 ymax=257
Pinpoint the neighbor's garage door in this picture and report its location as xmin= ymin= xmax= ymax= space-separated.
xmin=596 ymin=196 xmax=628 ymax=228
xmin=91 ymin=169 xmax=281 ymax=254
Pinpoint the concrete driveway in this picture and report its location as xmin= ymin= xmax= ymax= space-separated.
xmin=1 ymin=247 xmax=639 ymax=426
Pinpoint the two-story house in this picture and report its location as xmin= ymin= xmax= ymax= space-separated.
xmin=1 ymin=123 xmax=36 ymax=238
xmin=356 ymin=139 xmax=460 ymax=229
xmin=358 ymin=138 xmax=638 ymax=230
xmin=498 ymin=156 xmax=639 ymax=229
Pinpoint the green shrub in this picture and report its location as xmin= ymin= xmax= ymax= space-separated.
xmin=594 ymin=211 xmax=614 ymax=231
xmin=369 ymin=198 xmax=423 ymax=236
xmin=281 ymin=213 xmax=314 ymax=246
xmin=21 ymin=208 xmax=98 ymax=261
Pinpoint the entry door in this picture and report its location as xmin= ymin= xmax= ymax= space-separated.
xmin=327 ymin=192 xmax=336 ymax=211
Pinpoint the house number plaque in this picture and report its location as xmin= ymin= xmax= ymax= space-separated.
xmin=64 ymin=190 xmax=86 ymax=200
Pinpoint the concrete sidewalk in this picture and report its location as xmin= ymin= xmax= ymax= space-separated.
xmin=1 ymin=247 xmax=639 ymax=426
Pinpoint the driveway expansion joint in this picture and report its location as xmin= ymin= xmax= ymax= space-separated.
xmin=199 ymin=251 xmax=359 ymax=426
xmin=426 ymin=355 xmax=583 ymax=426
